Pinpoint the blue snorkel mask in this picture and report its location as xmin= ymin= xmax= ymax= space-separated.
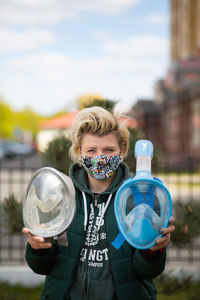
xmin=112 ymin=140 xmax=172 ymax=250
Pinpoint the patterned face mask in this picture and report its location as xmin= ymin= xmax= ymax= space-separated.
xmin=81 ymin=154 xmax=122 ymax=181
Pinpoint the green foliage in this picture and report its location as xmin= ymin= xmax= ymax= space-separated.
xmin=77 ymin=93 xmax=104 ymax=109
xmin=1 ymin=272 xmax=200 ymax=300
xmin=155 ymin=271 xmax=200 ymax=300
xmin=151 ymin=143 xmax=163 ymax=171
xmin=84 ymin=98 xmax=116 ymax=111
xmin=124 ymin=128 xmax=145 ymax=174
xmin=49 ymin=111 xmax=68 ymax=118
xmin=0 ymin=281 xmax=43 ymax=300
xmin=155 ymin=271 xmax=193 ymax=295
xmin=14 ymin=108 xmax=43 ymax=138
xmin=1 ymin=194 xmax=23 ymax=234
xmin=0 ymin=97 xmax=54 ymax=139
xmin=42 ymin=135 xmax=72 ymax=175
xmin=171 ymin=200 xmax=200 ymax=249
xmin=0 ymin=99 xmax=14 ymax=138
xmin=124 ymin=128 xmax=162 ymax=174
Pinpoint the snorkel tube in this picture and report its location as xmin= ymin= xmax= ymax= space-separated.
xmin=112 ymin=140 xmax=172 ymax=250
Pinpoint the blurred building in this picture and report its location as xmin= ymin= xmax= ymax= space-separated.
xmin=37 ymin=110 xmax=137 ymax=152
xmin=133 ymin=0 xmax=200 ymax=169
xmin=170 ymin=0 xmax=200 ymax=62
xmin=37 ymin=111 xmax=79 ymax=152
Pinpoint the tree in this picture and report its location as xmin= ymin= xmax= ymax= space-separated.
xmin=85 ymin=98 xmax=116 ymax=111
xmin=0 ymin=97 xmax=49 ymax=140
xmin=124 ymin=128 xmax=145 ymax=174
xmin=77 ymin=94 xmax=105 ymax=110
xmin=170 ymin=200 xmax=200 ymax=249
xmin=1 ymin=194 xmax=23 ymax=234
xmin=41 ymin=135 xmax=72 ymax=175
xmin=0 ymin=99 xmax=14 ymax=138
xmin=14 ymin=108 xmax=43 ymax=138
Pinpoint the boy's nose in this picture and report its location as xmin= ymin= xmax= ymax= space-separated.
xmin=97 ymin=151 xmax=104 ymax=156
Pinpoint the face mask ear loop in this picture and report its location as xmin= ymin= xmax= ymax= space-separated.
xmin=97 ymin=193 xmax=112 ymax=232
xmin=80 ymin=153 xmax=84 ymax=165
xmin=82 ymin=191 xmax=88 ymax=231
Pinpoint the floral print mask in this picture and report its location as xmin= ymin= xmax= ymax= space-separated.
xmin=81 ymin=154 xmax=122 ymax=181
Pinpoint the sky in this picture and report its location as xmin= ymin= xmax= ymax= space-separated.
xmin=0 ymin=0 xmax=170 ymax=116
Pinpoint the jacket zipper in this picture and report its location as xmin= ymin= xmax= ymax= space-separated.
xmin=94 ymin=195 xmax=98 ymax=207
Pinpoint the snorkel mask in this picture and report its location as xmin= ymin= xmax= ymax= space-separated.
xmin=113 ymin=140 xmax=172 ymax=250
xmin=23 ymin=167 xmax=76 ymax=238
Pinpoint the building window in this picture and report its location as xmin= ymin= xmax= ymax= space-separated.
xmin=191 ymin=100 xmax=200 ymax=148
xmin=164 ymin=106 xmax=180 ymax=152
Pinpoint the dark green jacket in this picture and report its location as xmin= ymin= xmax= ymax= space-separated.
xmin=25 ymin=163 xmax=166 ymax=300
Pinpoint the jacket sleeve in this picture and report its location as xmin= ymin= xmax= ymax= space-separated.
xmin=25 ymin=242 xmax=57 ymax=275
xmin=133 ymin=248 xmax=166 ymax=279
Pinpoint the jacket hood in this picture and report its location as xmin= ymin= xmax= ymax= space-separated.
xmin=69 ymin=162 xmax=130 ymax=196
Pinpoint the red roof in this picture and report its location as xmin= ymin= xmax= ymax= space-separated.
xmin=40 ymin=111 xmax=79 ymax=129
xmin=40 ymin=110 xmax=137 ymax=130
xmin=118 ymin=117 xmax=137 ymax=129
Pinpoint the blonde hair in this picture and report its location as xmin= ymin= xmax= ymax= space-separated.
xmin=69 ymin=106 xmax=130 ymax=162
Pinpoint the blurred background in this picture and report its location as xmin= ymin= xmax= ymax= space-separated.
xmin=0 ymin=0 xmax=200 ymax=299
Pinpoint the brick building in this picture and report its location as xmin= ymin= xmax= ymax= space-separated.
xmin=133 ymin=0 xmax=200 ymax=168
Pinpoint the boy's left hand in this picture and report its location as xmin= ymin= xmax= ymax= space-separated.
xmin=149 ymin=216 xmax=175 ymax=252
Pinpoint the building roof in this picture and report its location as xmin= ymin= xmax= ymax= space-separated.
xmin=40 ymin=111 xmax=79 ymax=129
xmin=134 ymin=99 xmax=161 ymax=113
xmin=40 ymin=110 xmax=137 ymax=130
xmin=118 ymin=116 xmax=137 ymax=129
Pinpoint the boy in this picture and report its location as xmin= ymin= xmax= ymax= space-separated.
xmin=23 ymin=106 xmax=175 ymax=300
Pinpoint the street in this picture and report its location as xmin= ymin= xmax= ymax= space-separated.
xmin=0 ymin=154 xmax=43 ymax=203
xmin=0 ymin=153 xmax=43 ymax=169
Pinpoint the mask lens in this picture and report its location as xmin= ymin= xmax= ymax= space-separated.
xmin=23 ymin=168 xmax=76 ymax=238
xmin=115 ymin=179 xmax=171 ymax=249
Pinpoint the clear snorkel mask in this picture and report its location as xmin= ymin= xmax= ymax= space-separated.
xmin=113 ymin=140 xmax=172 ymax=250
xmin=23 ymin=167 xmax=76 ymax=239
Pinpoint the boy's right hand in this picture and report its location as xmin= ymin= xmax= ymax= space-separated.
xmin=22 ymin=227 xmax=52 ymax=250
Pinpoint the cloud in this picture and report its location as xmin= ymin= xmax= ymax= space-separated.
xmin=0 ymin=28 xmax=56 ymax=53
xmin=0 ymin=4 xmax=77 ymax=26
xmin=95 ymin=33 xmax=169 ymax=58
xmin=0 ymin=0 xmax=170 ymax=115
xmin=0 ymin=0 xmax=141 ymax=26
xmin=6 ymin=45 xmax=168 ymax=75
xmin=146 ymin=13 xmax=169 ymax=24
xmin=0 ymin=36 xmax=169 ymax=115
xmin=71 ymin=0 xmax=141 ymax=15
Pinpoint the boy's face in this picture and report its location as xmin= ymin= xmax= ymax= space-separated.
xmin=79 ymin=133 xmax=122 ymax=158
